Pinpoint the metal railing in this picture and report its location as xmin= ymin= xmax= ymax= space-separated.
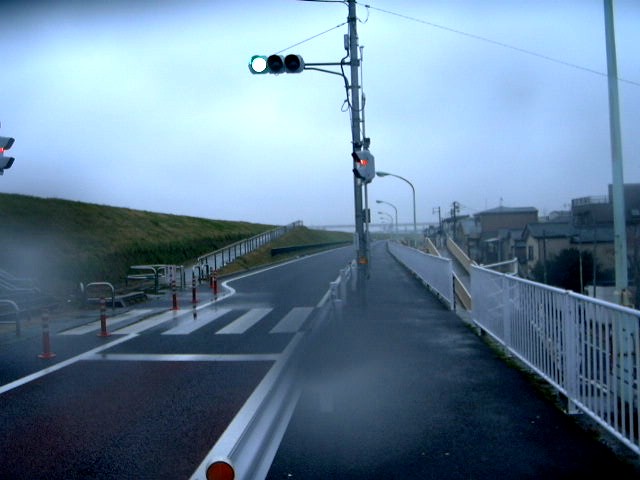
xmin=388 ymin=241 xmax=454 ymax=310
xmin=471 ymin=265 xmax=640 ymax=455
xmin=196 ymin=221 xmax=303 ymax=278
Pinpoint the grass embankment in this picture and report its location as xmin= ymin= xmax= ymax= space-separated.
xmin=0 ymin=193 xmax=274 ymax=294
xmin=0 ymin=193 xmax=353 ymax=296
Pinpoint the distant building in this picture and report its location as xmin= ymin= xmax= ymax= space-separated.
xmin=473 ymin=206 xmax=538 ymax=264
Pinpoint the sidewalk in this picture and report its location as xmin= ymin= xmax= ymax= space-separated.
xmin=267 ymin=242 xmax=640 ymax=479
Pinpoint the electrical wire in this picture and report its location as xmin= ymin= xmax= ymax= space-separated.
xmin=359 ymin=2 xmax=640 ymax=87
xmin=274 ymin=22 xmax=347 ymax=55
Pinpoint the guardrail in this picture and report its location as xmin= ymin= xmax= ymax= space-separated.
xmin=388 ymin=241 xmax=454 ymax=310
xmin=190 ymin=259 xmax=355 ymax=480
xmin=197 ymin=221 xmax=303 ymax=278
xmin=471 ymin=265 xmax=640 ymax=456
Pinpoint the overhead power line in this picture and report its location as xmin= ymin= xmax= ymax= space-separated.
xmin=359 ymin=2 xmax=640 ymax=87
xmin=275 ymin=21 xmax=348 ymax=55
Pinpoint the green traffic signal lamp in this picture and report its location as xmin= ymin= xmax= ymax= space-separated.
xmin=249 ymin=55 xmax=268 ymax=74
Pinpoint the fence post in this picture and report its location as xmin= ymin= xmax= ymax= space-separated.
xmin=563 ymin=292 xmax=580 ymax=414
xmin=38 ymin=309 xmax=56 ymax=359
xmin=501 ymin=274 xmax=512 ymax=348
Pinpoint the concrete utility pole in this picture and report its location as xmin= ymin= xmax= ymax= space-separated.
xmin=603 ymin=0 xmax=628 ymax=299
xmin=348 ymin=0 xmax=369 ymax=280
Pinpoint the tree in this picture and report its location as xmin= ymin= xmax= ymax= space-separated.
xmin=532 ymin=248 xmax=600 ymax=293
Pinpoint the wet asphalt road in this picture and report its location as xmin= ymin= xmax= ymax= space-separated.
xmin=0 ymin=247 xmax=355 ymax=479
xmin=267 ymin=241 xmax=640 ymax=479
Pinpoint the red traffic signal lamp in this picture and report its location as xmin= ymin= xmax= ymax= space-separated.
xmin=0 ymin=135 xmax=15 ymax=176
xmin=352 ymin=149 xmax=375 ymax=184
xmin=248 ymin=54 xmax=305 ymax=74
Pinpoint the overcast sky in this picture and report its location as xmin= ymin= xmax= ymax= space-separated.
xmin=2 ymin=0 xmax=639 ymax=228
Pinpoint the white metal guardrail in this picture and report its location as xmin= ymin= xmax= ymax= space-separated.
xmin=197 ymin=221 xmax=303 ymax=276
xmin=471 ymin=265 xmax=640 ymax=455
xmin=191 ymin=259 xmax=355 ymax=480
xmin=388 ymin=241 xmax=454 ymax=310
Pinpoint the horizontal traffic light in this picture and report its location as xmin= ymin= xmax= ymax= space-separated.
xmin=248 ymin=54 xmax=305 ymax=74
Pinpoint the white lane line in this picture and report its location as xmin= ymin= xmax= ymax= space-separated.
xmin=269 ymin=307 xmax=314 ymax=334
xmin=162 ymin=308 xmax=232 ymax=335
xmin=215 ymin=308 xmax=273 ymax=335
xmin=83 ymin=353 xmax=279 ymax=362
xmin=60 ymin=309 xmax=155 ymax=335
xmin=0 ymin=334 xmax=136 ymax=396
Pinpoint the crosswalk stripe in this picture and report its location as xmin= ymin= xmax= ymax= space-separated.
xmin=61 ymin=309 xmax=154 ymax=335
xmin=269 ymin=307 xmax=314 ymax=334
xmin=162 ymin=308 xmax=231 ymax=335
xmin=215 ymin=308 xmax=272 ymax=335
xmin=112 ymin=310 xmax=179 ymax=334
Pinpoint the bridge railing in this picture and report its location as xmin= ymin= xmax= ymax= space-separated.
xmin=471 ymin=264 xmax=640 ymax=455
xmin=388 ymin=241 xmax=454 ymax=310
xmin=196 ymin=221 xmax=303 ymax=278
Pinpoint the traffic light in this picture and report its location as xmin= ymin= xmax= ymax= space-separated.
xmin=248 ymin=54 xmax=305 ymax=74
xmin=0 ymin=135 xmax=15 ymax=176
xmin=352 ymin=149 xmax=375 ymax=183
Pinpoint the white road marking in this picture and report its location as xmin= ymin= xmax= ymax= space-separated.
xmin=60 ymin=309 xmax=155 ymax=335
xmin=161 ymin=308 xmax=231 ymax=335
xmin=216 ymin=308 xmax=272 ymax=335
xmin=112 ymin=309 xmax=179 ymax=334
xmin=269 ymin=307 xmax=314 ymax=334
xmin=0 ymin=334 xmax=136 ymax=395
xmin=83 ymin=353 xmax=279 ymax=362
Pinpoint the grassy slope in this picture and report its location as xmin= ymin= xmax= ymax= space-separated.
xmin=0 ymin=193 xmax=274 ymax=293
xmin=0 ymin=193 xmax=352 ymax=294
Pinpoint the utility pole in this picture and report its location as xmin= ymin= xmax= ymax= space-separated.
xmin=348 ymin=0 xmax=369 ymax=284
xmin=603 ymin=0 xmax=628 ymax=300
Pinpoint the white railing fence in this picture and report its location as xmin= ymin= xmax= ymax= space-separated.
xmin=388 ymin=241 xmax=454 ymax=310
xmin=471 ymin=265 xmax=640 ymax=456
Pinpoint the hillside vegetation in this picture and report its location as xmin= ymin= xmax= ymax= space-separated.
xmin=0 ymin=193 xmax=353 ymax=296
xmin=0 ymin=193 xmax=275 ymax=294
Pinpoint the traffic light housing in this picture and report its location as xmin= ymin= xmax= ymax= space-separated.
xmin=352 ymin=149 xmax=375 ymax=183
xmin=248 ymin=54 xmax=305 ymax=74
xmin=0 ymin=135 xmax=15 ymax=176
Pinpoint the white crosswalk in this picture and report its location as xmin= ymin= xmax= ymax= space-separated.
xmin=61 ymin=309 xmax=155 ymax=335
xmin=269 ymin=307 xmax=314 ymax=334
xmin=215 ymin=308 xmax=273 ymax=335
xmin=162 ymin=308 xmax=231 ymax=335
xmin=60 ymin=306 xmax=314 ymax=337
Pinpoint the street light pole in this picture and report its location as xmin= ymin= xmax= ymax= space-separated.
xmin=376 ymin=200 xmax=398 ymax=235
xmin=376 ymin=171 xmax=417 ymax=236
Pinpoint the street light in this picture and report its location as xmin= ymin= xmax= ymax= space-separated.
xmin=376 ymin=199 xmax=398 ymax=234
xmin=376 ymin=171 xmax=416 ymax=235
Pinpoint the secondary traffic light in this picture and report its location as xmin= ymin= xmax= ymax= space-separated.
xmin=0 ymin=135 xmax=15 ymax=176
xmin=248 ymin=54 xmax=305 ymax=74
xmin=352 ymin=149 xmax=375 ymax=183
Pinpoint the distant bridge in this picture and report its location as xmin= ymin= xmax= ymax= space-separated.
xmin=310 ymin=222 xmax=435 ymax=233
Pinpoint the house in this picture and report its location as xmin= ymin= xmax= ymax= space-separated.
xmin=474 ymin=206 xmax=538 ymax=264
